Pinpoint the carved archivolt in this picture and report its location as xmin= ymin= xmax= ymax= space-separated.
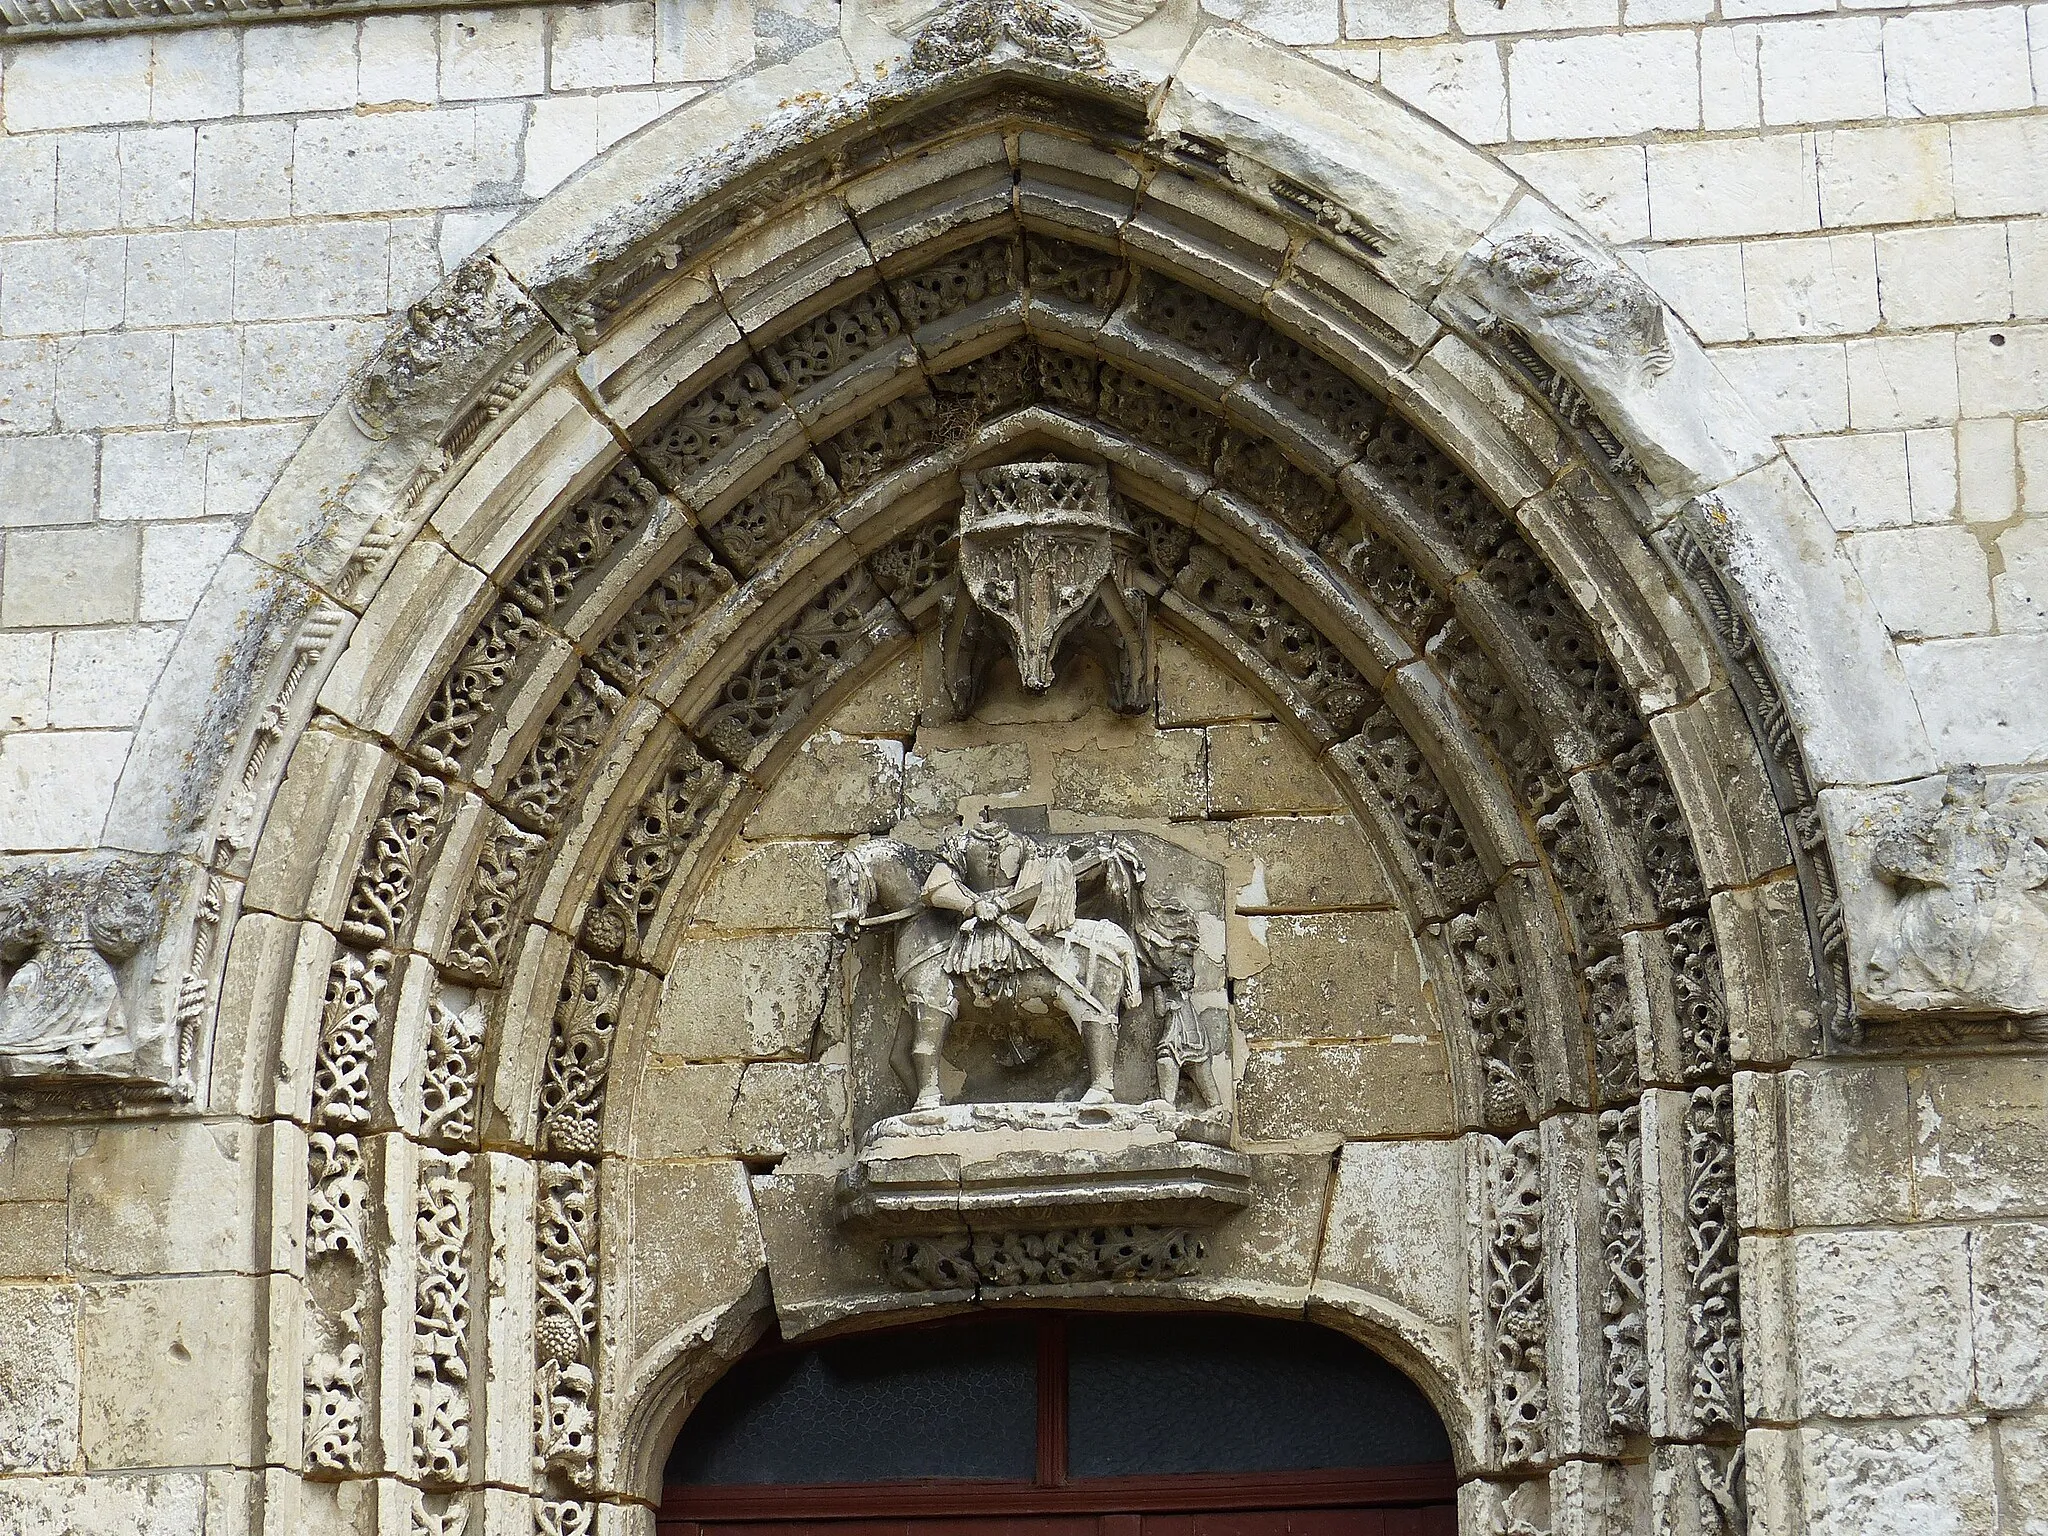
xmin=145 ymin=58 xmax=1846 ymax=1536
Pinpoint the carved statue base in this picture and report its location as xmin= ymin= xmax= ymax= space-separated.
xmin=835 ymin=1100 xmax=1252 ymax=1246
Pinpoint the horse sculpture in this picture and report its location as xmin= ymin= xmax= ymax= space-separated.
xmin=826 ymin=832 xmax=1144 ymax=1111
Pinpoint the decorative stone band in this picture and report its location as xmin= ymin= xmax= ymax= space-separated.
xmin=884 ymin=1225 xmax=1207 ymax=1291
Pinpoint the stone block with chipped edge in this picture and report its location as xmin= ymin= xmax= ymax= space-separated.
xmin=1238 ymin=1039 xmax=1456 ymax=1142
xmin=621 ymin=1158 xmax=768 ymax=1378
xmin=656 ymin=930 xmax=840 ymax=1060
xmin=745 ymin=732 xmax=904 ymax=839
xmin=1912 ymin=1056 xmax=2048 ymax=1222
xmin=68 ymin=1118 xmax=266 ymax=1278
xmin=1233 ymin=910 xmax=1430 ymax=1043
xmin=1317 ymin=1136 xmax=1464 ymax=1330
xmin=1227 ymin=813 xmax=1397 ymax=911
xmin=1708 ymin=876 xmax=1822 ymax=1069
xmin=1207 ymin=720 xmax=1347 ymax=817
xmin=1048 ymin=725 xmax=1208 ymax=821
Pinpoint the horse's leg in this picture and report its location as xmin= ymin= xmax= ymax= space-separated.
xmin=888 ymin=1013 xmax=918 ymax=1097
xmin=1071 ymin=972 xmax=1119 ymax=1105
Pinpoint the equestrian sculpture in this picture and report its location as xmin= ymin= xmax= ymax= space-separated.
xmin=828 ymin=810 xmax=1148 ymax=1110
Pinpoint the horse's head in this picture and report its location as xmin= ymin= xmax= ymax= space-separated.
xmin=824 ymin=844 xmax=877 ymax=937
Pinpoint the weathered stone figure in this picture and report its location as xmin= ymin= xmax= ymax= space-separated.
xmin=1867 ymin=768 xmax=2048 ymax=1020
xmin=828 ymin=813 xmax=1145 ymax=1110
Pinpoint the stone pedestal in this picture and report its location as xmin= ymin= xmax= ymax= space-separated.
xmin=836 ymin=1101 xmax=1252 ymax=1291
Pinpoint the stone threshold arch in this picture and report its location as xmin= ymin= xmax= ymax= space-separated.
xmin=34 ymin=10 xmax=1943 ymax=1536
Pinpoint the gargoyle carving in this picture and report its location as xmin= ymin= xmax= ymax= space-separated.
xmin=937 ymin=460 xmax=1153 ymax=717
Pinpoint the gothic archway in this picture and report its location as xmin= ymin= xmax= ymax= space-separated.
xmin=130 ymin=20 xmax=1861 ymax=1536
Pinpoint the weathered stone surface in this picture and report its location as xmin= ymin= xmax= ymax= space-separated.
xmin=691 ymin=840 xmax=838 ymax=930
xmin=744 ymin=731 xmax=904 ymax=837
xmin=1048 ymin=726 xmax=1208 ymax=820
xmin=1913 ymin=1057 xmax=2048 ymax=1219
xmin=1798 ymin=1417 xmax=1998 ymax=1536
xmin=635 ymin=1059 xmax=849 ymax=1160
xmin=1232 ymin=911 xmax=1429 ymax=1042
xmin=1156 ymin=631 xmax=1272 ymax=726
xmin=1969 ymin=1220 xmax=2048 ymax=1411
xmin=624 ymin=1159 xmax=767 ymax=1358
xmin=656 ymin=932 xmax=838 ymax=1059
xmin=1784 ymin=1064 xmax=1912 ymax=1227
xmin=1316 ymin=1138 xmax=1463 ymax=1328
xmin=1207 ymin=721 xmax=1345 ymax=816
xmin=78 ymin=1276 xmax=259 ymax=1468
xmin=0 ymin=1472 xmax=207 ymax=1536
xmin=0 ymin=1285 xmax=78 ymax=1472
xmin=1237 ymin=1041 xmax=1456 ymax=1141
xmin=902 ymin=741 xmax=1033 ymax=821
xmin=1205 ymin=1149 xmax=1334 ymax=1293
xmin=1228 ymin=814 xmax=1395 ymax=911
xmin=1792 ymin=1228 xmax=1973 ymax=1418
xmin=67 ymin=1120 xmax=262 ymax=1276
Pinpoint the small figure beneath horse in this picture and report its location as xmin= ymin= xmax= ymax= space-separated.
xmin=827 ymin=808 xmax=1149 ymax=1110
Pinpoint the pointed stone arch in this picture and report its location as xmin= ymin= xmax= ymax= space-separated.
xmin=100 ymin=19 xmax=1911 ymax=1536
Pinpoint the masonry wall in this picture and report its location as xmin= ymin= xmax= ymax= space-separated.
xmin=0 ymin=3 xmax=2045 ymax=1534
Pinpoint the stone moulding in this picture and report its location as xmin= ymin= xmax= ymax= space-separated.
xmin=71 ymin=22 xmax=1991 ymax=1536
xmin=835 ymin=1102 xmax=1254 ymax=1242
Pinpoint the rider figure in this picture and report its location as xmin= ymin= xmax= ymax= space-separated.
xmin=920 ymin=807 xmax=1078 ymax=1003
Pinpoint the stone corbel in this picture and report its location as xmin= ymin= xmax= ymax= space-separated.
xmin=1440 ymin=203 xmax=1774 ymax=500
xmin=1822 ymin=767 xmax=2048 ymax=1045
xmin=937 ymin=461 xmax=1154 ymax=719
xmin=0 ymin=851 xmax=206 ymax=1108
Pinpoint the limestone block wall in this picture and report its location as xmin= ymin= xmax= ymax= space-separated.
xmin=0 ymin=0 xmax=2043 ymax=839
xmin=0 ymin=3 xmax=2043 ymax=1535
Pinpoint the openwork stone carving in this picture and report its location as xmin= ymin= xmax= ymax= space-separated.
xmin=419 ymin=992 xmax=488 ymax=1143
xmin=638 ymin=362 xmax=783 ymax=489
xmin=535 ymin=1158 xmax=600 ymax=1490
xmin=505 ymin=669 xmax=625 ymax=835
xmin=1586 ymin=953 xmax=1641 ymax=1102
xmin=304 ymin=1342 xmax=367 ymax=1474
xmin=1334 ymin=711 xmax=1487 ymax=911
xmin=1483 ymin=1129 xmax=1547 ymax=1469
xmin=443 ymin=822 xmax=545 ymax=987
xmin=537 ymin=952 xmax=626 ymax=1156
xmin=1175 ymin=544 xmax=1372 ymax=740
xmin=583 ymin=746 xmax=727 ymax=961
xmin=1598 ymin=1106 xmax=1648 ymax=1435
xmin=414 ymin=603 xmax=546 ymax=775
xmin=1864 ymin=768 xmax=2048 ymax=1021
xmin=307 ymin=1131 xmax=368 ymax=1260
xmin=939 ymin=461 xmax=1152 ymax=717
xmin=884 ymin=1225 xmax=1205 ymax=1290
xmin=1684 ymin=1084 xmax=1742 ymax=1433
xmin=696 ymin=567 xmax=907 ymax=767
xmin=508 ymin=464 xmax=667 ymax=623
xmin=341 ymin=768 xmax=449 ymax=948
xmin=412 ymin=1152 xmax=473 ymax=1485
xmin=589 ymin=537 xmax=734 ymax=690
xmin=311 ymin=949 xmax=391 ymax=1128
xmin=0 ymin=855 xmax=171 ymax=1090
xmin=1449 ymin=904 xmax=1539 ymax=1129
xmin=909 ymin=0 xmax=1109 ymax=71
xmin=701 ymin=458 xmax=834 ymax=576
xmin=1671 ymin=916 xmax=1730 ymax=1083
